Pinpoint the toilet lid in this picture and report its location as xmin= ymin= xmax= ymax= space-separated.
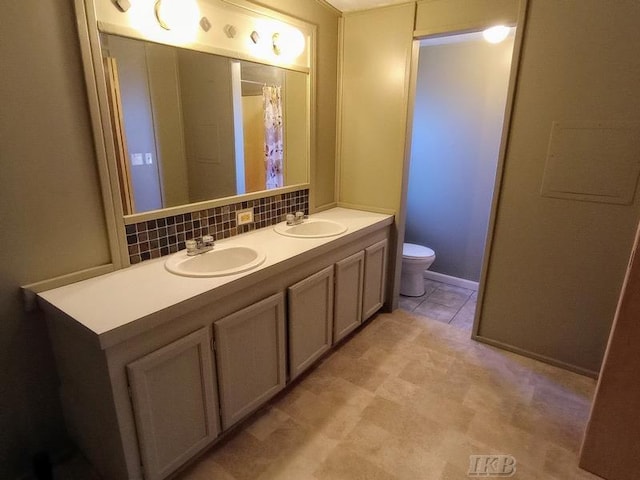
xmin=403 ymin=243 xmax=435 ymax=259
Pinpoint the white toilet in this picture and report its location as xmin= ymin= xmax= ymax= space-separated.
xmin=400 ymin=243 xmax=436 ymax=297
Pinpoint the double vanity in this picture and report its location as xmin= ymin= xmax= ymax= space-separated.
xmin=45 ymin=2 xmax=396 ymax=479
xmin=39 ymin=208 xmax=392 ymax=480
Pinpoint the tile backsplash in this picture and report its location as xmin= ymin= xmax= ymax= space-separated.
xmin=126 ymin=189 xmax=309 ymax=264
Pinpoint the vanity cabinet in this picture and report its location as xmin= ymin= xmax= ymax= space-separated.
xmin=214 ymin=293 xmax=286 ymax=429
xmin=362 ymin=238 xmax=388 ymax=321
xmin=41 ymin=210 xmax=392 ymax=480
xmin=126 ymin=327 xmax=220 ymax=480
xmin=288 ymin=266 xmax=334 ymax=380
xmin=333 ymin=251 xmax=365 ymax=343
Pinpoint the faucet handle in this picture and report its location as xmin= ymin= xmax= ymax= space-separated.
xmin=295 ymin=211 xmax=304 ymax=220
xmin=185 ymin=239 xmax=198 ymax=254
xmin=201 ymin=235 xmax=214 ymax=245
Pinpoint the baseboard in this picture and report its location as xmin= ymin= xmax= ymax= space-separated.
xmin=423 ymin=271 xmax=479 ymax=291
xmin=472 ymin=334 xmax=599 ymax=379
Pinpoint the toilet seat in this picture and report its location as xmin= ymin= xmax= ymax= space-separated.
xmin=403 ymin=243 xmax=435 ymax=260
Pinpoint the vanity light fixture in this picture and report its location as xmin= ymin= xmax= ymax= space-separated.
xmin=114 ymin=0 xmax=131 ymax=13
xmin=224 ymin=24 xmax=237 ymax=38
xmin=250 ymin=30 xmax=260 ymax=44
xmin=154 ymin=0 xmax=170 ymax=30
xmin=286 ymin=28 xmax=305 ymax=58
xmin=272 ymin=33 xmax=281 ymax=55
xmin=200 ymin=16 xmax=211 ymax=32
xmin=482 ymin=25 xmax=511 ymax=44
xmin=154 ymin=0 xmax=200 ymax=32
xmin=273 ymin=28 xmax=305 ymax=59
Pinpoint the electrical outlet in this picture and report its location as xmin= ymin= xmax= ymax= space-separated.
xmin=236 ymin=208 xmax=254 ymax=225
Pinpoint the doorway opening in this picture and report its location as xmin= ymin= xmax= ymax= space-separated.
xmin=399 ymin=28 xmax=516 ymax=331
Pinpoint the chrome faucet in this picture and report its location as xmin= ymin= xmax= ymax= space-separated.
xmin=286 ymin=211 xmax=306 ymax=225
xmin=185 ymin=235 xmax=215 ymax=256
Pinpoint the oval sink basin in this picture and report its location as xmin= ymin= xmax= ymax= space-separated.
xmin=274 ymin=219 xmax=347 ymax=238
xmin=165 ymin=244 xmax=266 ymax=277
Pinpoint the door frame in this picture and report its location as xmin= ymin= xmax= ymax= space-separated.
xmin=394 ymin=0 xmax=529 ymax=341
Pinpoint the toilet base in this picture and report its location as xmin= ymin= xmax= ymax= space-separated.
xmin=400 ymin=271 xmax=425 ymax=297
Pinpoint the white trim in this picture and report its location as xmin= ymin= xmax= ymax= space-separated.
xmin=423 ymin=270 xmax=478 ymax=291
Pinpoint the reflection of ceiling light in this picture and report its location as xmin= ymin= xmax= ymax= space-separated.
xmin=483 ymin=25 xmax=511 ymax=44
xmin=154 ymin=0 xmax=200 ymax=32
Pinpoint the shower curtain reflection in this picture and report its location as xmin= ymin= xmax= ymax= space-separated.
xmin=263 ymin=85 xmax=284 ymax=189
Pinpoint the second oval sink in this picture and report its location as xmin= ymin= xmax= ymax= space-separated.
xmin=165 ymin=244 xmax=266 ymax=277
xmin=274 ymin=218 xmax=347 ymax=238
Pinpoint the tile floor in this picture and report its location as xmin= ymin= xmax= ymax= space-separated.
xmin=398 ymin=279 xmax=477 ymax=331
xmin=173 ymin=308 xmax=600 ymax=480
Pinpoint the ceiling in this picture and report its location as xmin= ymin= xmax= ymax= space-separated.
xmin=324 ymin=0 xmax=409 ymax=12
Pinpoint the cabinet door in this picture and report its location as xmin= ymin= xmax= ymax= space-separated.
xmin=362 ymin=238 xmax=388 ymax=321
xmin=127 ymin=327 xmax=220 ymax=480
xmin=214 ymin=293 xmax=286 ymax=430
xmin=288 ymin=265 xmax=334 ymax=380
xmin=334 ymin=251 xmax=365 ymax=343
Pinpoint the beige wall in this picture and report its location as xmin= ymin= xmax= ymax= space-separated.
xmin=477 ymin=0 xmax=640 ymax=374
xmin=337 ymin=3 xmax=415 ymax=307
xmin=284 ymin=70 xmax=310 ymax=186
xmin=0 ymin=0 xmax=111 ymax=477
xmin=0 ymin=0 xmax=339 ymax=477
xmin=252 ymin=0 xmax=340 ymax=210
xmin=338 ymin=3 xmax=415 ymax=214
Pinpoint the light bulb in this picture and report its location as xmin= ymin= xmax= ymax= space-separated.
xmin=154 ymin=0 xmax=200 ymax=32
xmin=275 ymin=28 xmax=305 ymax=60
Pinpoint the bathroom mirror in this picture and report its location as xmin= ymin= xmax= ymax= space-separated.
xmin=101 ymin=33 xmax=309 ymax=215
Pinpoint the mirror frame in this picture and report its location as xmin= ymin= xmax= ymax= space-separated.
xmin=74 ymin=0 xmax=316 ymax=267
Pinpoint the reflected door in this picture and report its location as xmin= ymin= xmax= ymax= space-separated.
xmin=107 ymin=35 xmax=163 ymax=212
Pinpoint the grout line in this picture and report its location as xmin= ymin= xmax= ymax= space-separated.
xmin=400 ymin=279 xmax=476 ymax=330
xmin=450 ymin=295 xmax=478 ymax=326
xmin=448 ymin=302 xmax=466 ymax=325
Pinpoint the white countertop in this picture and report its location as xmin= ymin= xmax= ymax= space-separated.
xmin=39 ymin=208 xmax=392 ymax=347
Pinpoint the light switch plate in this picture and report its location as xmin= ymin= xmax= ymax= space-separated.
xmin=131 ymin=153 xmax=143 ymax=166
xmin=236 ymin=208 xmax=254 ymax=225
